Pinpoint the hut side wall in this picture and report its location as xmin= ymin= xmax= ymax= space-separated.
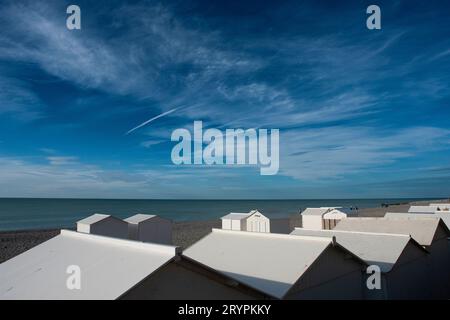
xmin=90 ymin=219 xmax=128 ymax=239
xmin=138 ymin=218 xmax=172 ymax=245
xmin=121 ymin=261 xmax=263 ymax=300
xmin=285 ymin=246 xmax=364 ymax=300
xmin=381 ymin=242 xmax=431 ymax=299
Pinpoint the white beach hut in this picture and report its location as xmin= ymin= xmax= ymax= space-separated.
xmin=300 ymin=208 xmax=330 ymax=230
xmin=221 ymin=210 xmax=282 ymax=233
xmin=246 ymin=210 xmax=270 ymax=233
xmin=184 ymin=228 xmax=366 ymax=300
xmin=76 ymin=213 xmax=128 ymax=239
xmin=125 ymin=214 xmax=172 ymax=245
xmin=335 ymin=217 xmax=450 ymax=298
xmin=300 ymin=207 xmax=357 ymax=230
xmin=290 ymin=228 xmax=430 ymax=299
xmin=0 ymin=230 xmax=266 ymax=300
xmin=323 ymin=208 xmax=358 ymax=229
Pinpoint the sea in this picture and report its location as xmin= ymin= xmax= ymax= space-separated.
xmin=0 ymin=198 xmax=438 ymax=231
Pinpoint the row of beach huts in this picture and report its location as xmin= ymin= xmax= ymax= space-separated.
xmin=0 ymin=203 xmax=449 ymax=300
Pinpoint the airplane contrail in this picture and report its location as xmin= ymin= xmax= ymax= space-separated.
xmin=125 ymin=107 xmax=178 ymax=135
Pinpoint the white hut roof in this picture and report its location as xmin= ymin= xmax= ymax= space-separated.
xmin=183 ymin=228 xmax=356 ymax=299
xmin=384 ymin=212 xmax=450 ymax=232
xmin=0 ymin=230 xmax=179 ymax=300
xmin=76 ymin=213 xmax=117 ymax=225
xmin=221 ymin=212 xmax=252 ymax=220
xmin=323 ymin=208 xmax=355 ymax=217
xmin=334 ymin=217 xmax=445 ymax=246
xmin=290 ymin=228 xmax=423 ymax=272
xmin=246 ymin=210 xmax=269 ymax=218
xmin=300 ymin=208 xmax=330 ymax=216
xmin=408 ymin=206 xmax=437 ymax=213
xmin=124 ymin=214 xmax=158 ymax=224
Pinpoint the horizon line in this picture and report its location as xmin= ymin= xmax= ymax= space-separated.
xmin=0 ymin=197 xmax=445 ymax=201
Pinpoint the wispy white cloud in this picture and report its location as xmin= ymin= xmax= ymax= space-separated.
xmin=429 ymin=48 xmax=450 ymax=62
xmin=0 ymin=2 xmax=261 ymax=102
xmin=0 ymin=156 xmax=256 ymax=198
xmin=47 ymin=156 xmax=79 ymax=166
xmin=140 ymin=140 xmax=165 ymax=148
xmin=0 ymin=75 xmax=43 ymax=121
xmin=0 ymin=4 xmax=145 ymax=96
xmin=279 ymin=126 xmax=450 ymax=180
xmin=126 ymin=107 xmax=179 ymax=135
xmin=0 ymin=0 xmax=440 ymax=130
xmin=2 ymin=122 xmax=448 ymax=198
xmin=39 ymin=148 xmax=57 ymax=154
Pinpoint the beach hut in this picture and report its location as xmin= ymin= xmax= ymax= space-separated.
xmin=300 ymin=208 xmax=330 ymax=230
xmin=0 ymin=230 xmax=265 ymax=300
xmin=220 ymin=210 xmax=265 ymax=232
xmin=246 ymin=210 xmax=270 ymax=233
xmin=335 ymin=217 xmax=450 ymax=298
xmin=184 ymin=229 xmax=366 ymax=299
xmin=300 ymin=207 xmax=357 ymax=230
xmin=76 ymin=213 xmax=128 ymax=239
xmin=290 ymin=228 xmax=430 ymax=299
xmin=323 ymin=208 xmax=355 ymax=229
xmin=125 ymin=214 xmax=172 ymax=245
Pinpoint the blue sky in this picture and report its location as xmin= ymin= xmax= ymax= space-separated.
xmin=0 ymin=0 xmax=449 ymax=199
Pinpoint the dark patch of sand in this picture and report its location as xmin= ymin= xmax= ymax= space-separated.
xmin=0 ymin=229 xmax=61 ymax=264
xmin=172 ymin=219 xmax=221 ymax=249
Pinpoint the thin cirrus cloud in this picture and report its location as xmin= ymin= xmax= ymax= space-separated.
xmin=280 ymin=126 xmax=450 ymax=180
xmin=0 ymin=3 xmax=140 ymax=95
xmin=0 ymin=75 xmax=44 ymax=121
xmin=46 ymin=156 xmax=79 ymax=166
xmin=0 ymin=1 xmax=431 ymax=126
xmin=126 ymin=107 xmax=179 ymax=135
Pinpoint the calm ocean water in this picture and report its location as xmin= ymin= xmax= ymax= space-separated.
xmin=0 ymin=198 xmax=436 ymax=231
